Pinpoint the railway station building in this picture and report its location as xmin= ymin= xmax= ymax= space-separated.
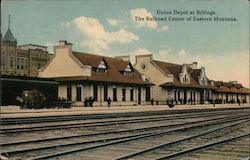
xmin=38 ymin=41 xmax=250 ymax=107
xmin=133 ymin=54 xmax=214 ymax=104
xmin=39 ymin=41 xmax=153 ymax=106
xmin=211 ymin=81 xmax=249 ymax=104
xmin=132 ymin=54 xmax=250 ymax=105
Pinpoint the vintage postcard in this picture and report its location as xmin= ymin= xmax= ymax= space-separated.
xmin=1 ymin=0 xmax=249 ymax=160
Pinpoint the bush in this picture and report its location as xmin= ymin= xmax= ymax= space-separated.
xmin=20 ymin=89 xmax=47 ymax=109
xmin=167 ymin=104 xmax=175 ymax=108
xmin=215 ymin=99 xmax=222 ymax=104
xmin=229 ymin=99 xmax=235 ymax=104
xmin=243 ymin=99 xmax=247 ymax=103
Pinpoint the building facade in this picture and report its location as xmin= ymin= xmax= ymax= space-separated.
xmin=39 ymin=41 xmax=152 ymax=106
xmin=212 ymin=81 xmax=249 ymax=103
xmin=133 ymin=54 xmax=250 ymax=105
xmin=0 ymin=22 xmax=50 ymax=77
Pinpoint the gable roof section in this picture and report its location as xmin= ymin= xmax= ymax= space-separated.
xmin=213 ymin=81 xmax=249 ymax=94
xmin=65 ymin=51 xmax=152 ymax=85
xmin=153 ymin=60 xmax=213 ymax=89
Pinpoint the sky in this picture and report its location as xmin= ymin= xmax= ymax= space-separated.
xmin=1 ymin=0 xmax=249 ymax=87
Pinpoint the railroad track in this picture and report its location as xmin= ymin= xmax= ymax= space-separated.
xmin=116 ymin=120 xmax=249 ymax=160
xmin=177 ymin=135 xmax=250 ymax=160
xmin=1 ymin=109 xmax=248 ymax=134
xmin=1 ymin=113 xmax=248 ymax=160
xmin=33 ymin=117 xmax=249 ymax=160
xmin=1 ymin=107 xmax=249 ymax=125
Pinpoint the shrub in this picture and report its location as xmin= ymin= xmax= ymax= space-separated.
xmin=21 ymin=89 xmax=47 ymax=109
xmin=229 ymin=99 xmax=235 ymax=104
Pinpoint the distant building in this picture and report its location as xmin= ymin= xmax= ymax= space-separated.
xmin=0 ymin=16 xmax=50 ymax=77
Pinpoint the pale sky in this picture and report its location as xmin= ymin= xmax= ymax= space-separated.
xmin=2 ymin=0 xmax=249 ymax=87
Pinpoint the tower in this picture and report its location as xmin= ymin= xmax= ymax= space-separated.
xmin=2 ymin=14 xmax=17 ymax=45
xmin=1 ymin=14 xmax=17 ymax=74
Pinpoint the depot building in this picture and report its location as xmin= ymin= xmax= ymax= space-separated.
xmin=39 ymin=41 xmax=152 ymax=106
xmin=39 ymin=40 xmax=250 ymax=106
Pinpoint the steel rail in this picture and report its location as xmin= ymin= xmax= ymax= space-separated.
xmin=1 ymin=113 xmax=248 ymax=147
xmin=2 ymin=107 xmax=249 ymax=125
xmin=1 ymin=111 xmax=244 ymax=134
xmin=28 ymin=115 xmax=249 ymax=160
xmin=116 ymin=119 xmax=249 ymax=160
xmin=154 ymin=133 xmax=250 ymax=160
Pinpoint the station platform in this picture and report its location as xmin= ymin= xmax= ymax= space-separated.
xmin=0 ymin=103 xmax=249 ymax=119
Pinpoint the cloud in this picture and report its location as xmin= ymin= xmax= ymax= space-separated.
xmin=73 ymin=16 xmax=139 ymax=52
xmin=156 ymin=25 xmax=169 ymax=32
xmin=45 ymin=41 xmax=57 ymax=54
xmin=107 ymin=18 xmax=122 ymax=27
xmin=131 ymin=47 xmax=153 ymax=55
xmin=60 ymin=21 xmax=71 ymax=27
xmin=130 ymin=8 xmax=157 ymax=29
xmin=130 ymin=8 xmax=169 ymax=32
xmin=178 ymin=49 xmax=187 ymax=56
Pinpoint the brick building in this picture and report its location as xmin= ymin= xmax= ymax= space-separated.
xmin=0 ymin=18 xmax=50 ymax=77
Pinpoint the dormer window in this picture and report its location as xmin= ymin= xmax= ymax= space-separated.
xmin=179 ymin=64 xmax=190 ymax=84
xmin=200 ymin=77 xmax=206 ymax=85
xmin=124 ymin=65 xmax=133 ymax=75
xmin=96 ymin=60 xmax=107 ymax=73
xmin=198 ymin=67 xmax=208 ymax=85
xmin=183 ymin=75 xmax=189 ymax=83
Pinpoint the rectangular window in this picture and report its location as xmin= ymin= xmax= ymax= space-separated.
xmin=10 ymin=53 xmax=14 ymax=68
xmin=122 ymin=88 xmax=126 ymax=101
xmin=145 ymin=87 xmax=151 ymax=102
xmin=20 ymin=58 xmax=24 ymax=69
xmin=138 ymin=87 xmax=141 ymax=105
xmin=2 ymin=54 xmax=6 ymax=69
xmin=93 ymin=85 xmax=98 ymax=101
xmin=17 ymin=57 xmax=20 ymax=69
xmin=194 ymin=92 xmax=196 ymax=103
xmin=113 ymin=86 xmax=117 ymax=102
xmin=178 ymin=90 xmax=180 ymax=100
xmin=104 ymin=86 xmax=108 ymax=101
xmin=76 ymin=86 xmax=82 ymax=101
xmin=130 ymin=88 xmax=134 ymax=101
xmin=25 ymin=59 xmax=28 ymax=69
xmin=174 ymin=90 xmax=177 ymax=101
xmin=96 ymin=68 xmax=107 ymax=73
xmin=67 ymin=86 xmax=72 ymax=101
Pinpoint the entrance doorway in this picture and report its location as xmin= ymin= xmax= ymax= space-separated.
xmin=138 ymin=88 xmax=141 ymax=105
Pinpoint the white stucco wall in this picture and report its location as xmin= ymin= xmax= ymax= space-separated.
xmin=39 ymin=44 xmax=91 ymax=78
xmin=134 ymin=54 xmax=170 ymax=101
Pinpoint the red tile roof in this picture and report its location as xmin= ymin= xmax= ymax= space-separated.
xmin=56 ymin=52 xmax=152 ymax=85
xmin=213 ymin=81 xmax=249 ymax=94
xmin=153 ymin=60 xmax=214 ymax=89
xmin=153 ymin=60 xmax=249 ymax=94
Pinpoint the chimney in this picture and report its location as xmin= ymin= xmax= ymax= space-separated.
xmin=54 ymin=40 xmax=73 ymax=55
xmin=59 ymin=40 xmax=72 ymax=46
xmin=191 ymin=62 xmax=197 ymax=69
